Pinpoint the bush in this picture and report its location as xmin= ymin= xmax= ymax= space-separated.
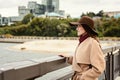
xmin=4 ymin=34 xmax=13 ymax=38
xmin=104 ymin=27 xmax=120 ymax=37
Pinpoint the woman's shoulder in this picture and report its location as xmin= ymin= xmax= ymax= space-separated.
xmin=82 ymin=37 xmax=100 ymax=47
xmin=88 ymin=37 xmax=100 ymax=45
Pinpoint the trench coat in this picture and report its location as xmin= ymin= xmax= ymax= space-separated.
xmin=67 ymin=37 xmax=105 ymax=80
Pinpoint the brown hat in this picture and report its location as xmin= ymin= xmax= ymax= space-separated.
xmin=69 ymin=16 xmax=98 ymax=36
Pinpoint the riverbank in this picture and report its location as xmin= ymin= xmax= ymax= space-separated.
xmin=11 ymin=40 xmax=78 ymax=54
xmin=10 ymin=40 xmax=119 ymax=54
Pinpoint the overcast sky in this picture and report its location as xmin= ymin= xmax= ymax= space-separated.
xmin=0 ymin=0 xmax=120 ymax=17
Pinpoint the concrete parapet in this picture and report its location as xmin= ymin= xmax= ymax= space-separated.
xmin=0 ymin=56 xmax=68 ymax=80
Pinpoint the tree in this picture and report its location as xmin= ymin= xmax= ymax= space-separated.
xmin=81 ymin=13 xmax=86 ymax=17
xmin=104 ymin=27 xmax=120 ymax=37
xmin=96 ymin=10 xmax=104 ymax=17
xmin=81 ymin=12 xmax=95 ymax=18
xmin=56 ymin=23 xmax=69 ymax=37
xmin=22 ymin=13 xmax=34 ymax=24
xmin=0 ymin=28 xmax=5 ymax=34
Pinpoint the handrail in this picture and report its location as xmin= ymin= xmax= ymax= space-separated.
xmin=102 ymin=44 xmax=120 ymax=54
xmin=35 ymin=66 xmax=74 ymax=80
xmin=0 ymin=45 xmax=120 ymax=80
xmin=0 ymin=56 xmax=68 ymax=80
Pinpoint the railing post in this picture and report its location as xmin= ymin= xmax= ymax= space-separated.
xmin=106 ymin=53 xmax=110 ymax=80
xmin=110 ymin=51 xmax=114 ymax=80
xmin=119 ymin=49 xmax=120 ymax=76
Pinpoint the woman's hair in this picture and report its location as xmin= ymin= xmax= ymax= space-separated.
xmin=81 ymin=24 xmax=99 ymax=42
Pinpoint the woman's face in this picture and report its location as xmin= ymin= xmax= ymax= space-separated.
xmin=76 ymin=25 xmax=86 ymax=36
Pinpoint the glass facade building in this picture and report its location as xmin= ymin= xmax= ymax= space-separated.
xmin=42 ymin=0 xmax=59 ymax=13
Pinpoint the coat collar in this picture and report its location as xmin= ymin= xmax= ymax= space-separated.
xmin=79 ymin=33 xmax=90 ymax=44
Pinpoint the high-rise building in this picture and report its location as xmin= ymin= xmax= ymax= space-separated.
xmin=42 ymin=0 xmax=59 ymax=13
xmin=0 ymin=1 xmax=65 ymax=25
xmin=27 ymin=1 xmax=37 ymax=14
xmin=18 ymin=1 xmax=46 ymax=17
xmin=0 ymin=16 xmax=9 ymax=25
xmin=28 ymin=1 xmax=37 ymax=10
xmin=18 ymin=6 xmax=30 ymax=17
xmin=52 ymin=0 xmax=59 ymax=13
xmin=34 ymin=4 xmax=46 ymax=15
xmin=28 ymin=1 xmax=46 ymax=15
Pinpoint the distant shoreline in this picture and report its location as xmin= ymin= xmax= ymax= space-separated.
xmin=0 ymin=36 xmax=120 ymax=44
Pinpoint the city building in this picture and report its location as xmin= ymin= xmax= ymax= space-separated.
xmin=42 ymin=0 xmax=59 ymax=13
xmin=104 ymin=11 xmax=120 ymax=17
xmin=52 ymin=0 xmax=59 ymax=13
xmin=27 ymin=1 xmax=45 ymax=15
xmin=18 ymin=6 xmax=30 ymax=17
xmin=34 ymin=4 xmax=46 ymax=16
xmin=8 ymin=1 xmax=46 ymax=22
xmin=58 ymin=10 xmax=65 ymax=16
xmin=0 ymin=1 xmax=65 ymax=25
xmin=42 ymin=0 xmax=54 ymax=12
xmin=10 ymin=16 xmax=22 ymax=22
xmin=0 ymin=15 xmax=9 ymax=25
xmin=114 ymin=14 xmax=120 ymax=18
xmin=19 ymin=1 xmax=46 ymax=17
xmin=46 ymin=12 xmax=64 ymax=19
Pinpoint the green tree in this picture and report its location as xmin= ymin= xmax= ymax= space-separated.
xmin=22 ymin=13 xmax=34 ymax=24
xmin=81 ymin=12 xmax=95 ymax=18
xmin=81 ymin=13 xmax=86 ymax=17
xmin=56 ymin=23 xmax=69 ymax=37
xmin=96 ymin=10 xmax=104 ymax=17
xmin=0 ymin=28 xmax=5 ymax=34
xmin=104 ymin=27 xmax=120 ymax=37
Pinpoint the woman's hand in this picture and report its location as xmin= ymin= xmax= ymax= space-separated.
xmin=58 ymin=53 xmax=71 ymax=57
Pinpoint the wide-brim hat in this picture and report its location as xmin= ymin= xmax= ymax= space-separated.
xmin=69 ymin=16 xmax=98 ymax=36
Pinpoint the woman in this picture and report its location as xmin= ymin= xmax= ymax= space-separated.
xmin=60 ymin=16 xmax=105 ymax=80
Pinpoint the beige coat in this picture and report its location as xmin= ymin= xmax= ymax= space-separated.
xmin=67 ymin=37 xmax=105 ymax=80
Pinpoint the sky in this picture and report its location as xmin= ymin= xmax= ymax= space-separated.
xmin=0 ymin=0 xmax=120 ymax=17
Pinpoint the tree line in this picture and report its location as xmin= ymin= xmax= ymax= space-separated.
xmin=0 ymin=16 xmax=77 ymax=37
xmin=0 ymin=11 xmax=120 ymax=37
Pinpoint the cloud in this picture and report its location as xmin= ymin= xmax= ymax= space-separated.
xmin=0 ymin=0 xmax=19 ymax=8
xmin=0 ymin=0 xmax=41 ymax=8
xmin=60 ymin=0 xmax=120 ymax=17
xmin=0 ymin=7 xmax=18 ymax=17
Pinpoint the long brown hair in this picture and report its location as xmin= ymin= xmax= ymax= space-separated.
xmin=81 ymin=24 xmax=99 ymax=42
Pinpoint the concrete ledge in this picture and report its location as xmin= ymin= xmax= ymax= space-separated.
xmin=35 ymin=66 xmax=74 ymax=80
xmin=0 ymin=56 xmax=68 ymax=80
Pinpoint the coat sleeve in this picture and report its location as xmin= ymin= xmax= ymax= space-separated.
xmin=66 ymin=56 xmax=73 ymax=64
xmin=81 ymin=40 xmax=106 ymax=80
